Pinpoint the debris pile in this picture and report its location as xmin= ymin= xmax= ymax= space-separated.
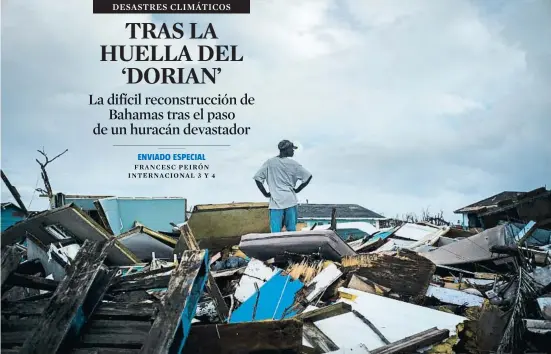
xmin=1 ymin=200 xmax=551 ymax=353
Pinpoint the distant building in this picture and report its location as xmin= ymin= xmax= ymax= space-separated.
xmin=1 ymin=202 xmax=27 ymax=232
xmin=454 ymin=187 xmax=551 ymax=229
xmin=297 ymin=203 xmax=385 ymax=228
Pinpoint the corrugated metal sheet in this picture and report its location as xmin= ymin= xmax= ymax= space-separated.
xmin=392 ymin=223 xmax=441 ymax=241
xmin=420 ymin=224 xmax=516 ymax=265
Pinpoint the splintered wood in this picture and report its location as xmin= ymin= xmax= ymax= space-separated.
xmin=342 ymin=249 xmax=436 ymax=299
xmin=18 ymin=239 xmax=115 ymax=354
xmin=285 ymin=260 xmax=325 ymax=283
xmin=178 ymin=224 xmax=229 ymax=322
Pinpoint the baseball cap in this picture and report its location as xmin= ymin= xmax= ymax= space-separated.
xmin=278 ymin=140 xmax=298 ymax=150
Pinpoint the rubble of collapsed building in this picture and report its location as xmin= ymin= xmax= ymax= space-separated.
xmin=1 ymin=187 xmax=551 ymax=353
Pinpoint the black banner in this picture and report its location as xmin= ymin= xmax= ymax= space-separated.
xmin=93 ymin=0 xmax=250 ymax=14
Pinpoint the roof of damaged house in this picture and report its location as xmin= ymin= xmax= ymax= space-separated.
xmin=454 ymin=187 xmax=550 ymax=214
xmin=297 ymin=203 xmax=384 ymax=219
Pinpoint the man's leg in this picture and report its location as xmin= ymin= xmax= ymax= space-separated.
xmin=269 ymin=209 xmax=284 ymax=233
xmin=284 ymin=206 xmax=298 ymax=232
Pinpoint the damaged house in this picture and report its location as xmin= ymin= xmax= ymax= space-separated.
xmin=454 ymin=187 xmax=551 ymax=229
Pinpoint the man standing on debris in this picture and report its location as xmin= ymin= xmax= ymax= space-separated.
xmin=253 ymin=140 xmax=312 ymax=233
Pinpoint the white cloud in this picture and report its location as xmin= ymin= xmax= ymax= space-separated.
xmin=1 ymin=0 xmax=550 ymax=221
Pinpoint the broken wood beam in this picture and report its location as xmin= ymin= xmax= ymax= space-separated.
xmin=110 ymin=265 xmax=175 ymax=285
xmin=297 ymin=302 xmax=352 ymax=322
xmin=18 ymin=239 xmax=116 ymax=354
xmin=1 ymin=169 xmax=29 ymax=217
xmin=303 ymin=322 xmax=339 ymax=352
xmin=1 ymin=300 xmax=157 ymax=320
xmin=4 ymin=273 xmax=59 ymax=292
xmin=370 ymin=327 xmax=450 ymax=354
xmin=179 ymin=224 xmax=229 ymax=322
xmin=139 ymin=249 xmax=209 ymax=354
xmin=1 ymin=247 xmax=21 ymax=287
xmin=184 ymin=318 xmax=303 ymax=353
xmin=109 ymin=274 xmax=171 ymax=292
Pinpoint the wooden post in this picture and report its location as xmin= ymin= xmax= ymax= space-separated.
xmin=330 ymin=207 xmax=337 ymax=231
xmin=178 ymin=224 xmax=229 ymax=322
xmin=18 ymin=239 xmax=116 ymax=354
xmin=140 ymin=250 xmax=209 ymax=354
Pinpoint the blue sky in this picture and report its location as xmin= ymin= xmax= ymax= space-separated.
xmin=1 ymin=0 xmax=550 ymax=221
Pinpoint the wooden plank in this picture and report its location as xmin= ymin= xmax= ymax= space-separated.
xmin=1 ymin=169 xmax=29 ymax=216
xmin=139 ymin=250 xmax=209 ymax=354
xmin=2 ymin=300 xmax=156 ymax=319
xmin=109 ymin=274 xmax=171 ymax=292
xmin=297 ymin=302 xmax=352 ymax=322
xmin=1 ymin=299 xmax=49 ymax=316
xmin=178 ymin=225 xmax=229 ymax=322
xmin=2 ymin=330 xmax=28 ymax=346
xmin=1 ymin=247 xmax=21 ymax=287
xmin=2 ymin=318 xmax=39 ymax=332
xmin=72 ymin=349 xmax=140 ymax=354
xmin=92 ymin=302 xmax=157 ymax=320
xmin=18 ymin=239 xmax=116 ymax=354
xmin=79 ymin=333 xmax=145 ymax=347
xmin=303 ymin=322 xmax=339 ymax=352
xmin=110 ymin=266 xmax=175 ymax=285
xmin=184 ymin=319 xmax=303 ymax=353
xmin=76 ymin=320 xmax=151 ymax=347
xmin=4 ymin=273 xmax=59 ymax=291
xmin=371 ymin=327 xmax=450 ymax=354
